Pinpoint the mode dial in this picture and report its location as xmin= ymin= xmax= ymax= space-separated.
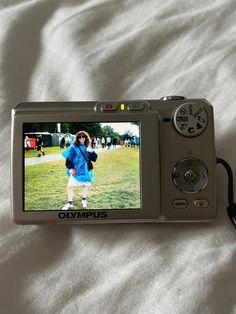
xmin=173 ymin=102 xmax=208 ymax=137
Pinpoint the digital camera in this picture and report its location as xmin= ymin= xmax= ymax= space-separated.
xmin=11 ymin=96 xmax=216 ymax=224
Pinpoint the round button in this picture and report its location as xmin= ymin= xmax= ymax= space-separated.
xmin=161 ymin=96 xmax=186 ymax=101
xmin=184 ymin=169 xmax=198 ymax=184
xmin=172 ymin=158 xmax=208 ymax=194
xmin=173 ymin=102 xmax=208 ymax=137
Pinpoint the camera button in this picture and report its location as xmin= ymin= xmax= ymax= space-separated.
xmin=194 ymin=199 xmax=209 ymax=208
xmin=161 ymin=96 xmax=185 ymax=101
xmin=101 ymin=103 xmax=118 ymax=111
xmin=173 ymin=199 xmax=188 ymax=209
xmin=184 ymin=169 xmax=198 ymax=184
xmin=127 ymin=103 xmax=145 ymax=111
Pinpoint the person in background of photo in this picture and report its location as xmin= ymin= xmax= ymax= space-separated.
xmin=36 ymin=134 xmax=45 ymax=157
xmin=101 ymin=137 xmax=106 ymax=149
xmin=106 ymin=136 xmax=111 ymax=150
xmin=112 ymin=137 xmax=117 ymax=148
xmin=124 ymin=139 xmax=129 ymax=147
xmin=71 ymin=134 xmax=76 ymax=143
xmin=130 ymin=138 xmax=135 ymax=147
xmin=60 ymin=136 xmax=65 ymax=149
xmin=61 ymin=131 xmax=98 ymax=210
xmin=92 ymin=137 xmax=97 ymax=148
xmin=24 ymin=136 xmax=31 ymax=151
xmin=65 ymin=134 xmax=71 ymax=148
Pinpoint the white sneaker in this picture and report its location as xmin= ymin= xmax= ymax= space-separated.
xmin=81 ymin=199 xmax=87 ymax=208
xmin=62 ymin=202 xmax=74 ymax=210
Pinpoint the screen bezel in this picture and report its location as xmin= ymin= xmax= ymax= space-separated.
xmin=12 ymin=110 xmax=161 ymax=223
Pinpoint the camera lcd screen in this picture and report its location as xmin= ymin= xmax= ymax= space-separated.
xmin=23 ymin=122 xmax=141 ymax=211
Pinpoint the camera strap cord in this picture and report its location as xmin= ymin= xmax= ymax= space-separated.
xmin=216 ymin=157 xmax=236 ymax=228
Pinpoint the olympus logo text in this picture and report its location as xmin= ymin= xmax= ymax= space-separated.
xmin=58 ymin=211 xmax=108 ymax=219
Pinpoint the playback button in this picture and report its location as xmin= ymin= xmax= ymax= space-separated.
xmin=127 ymin=103 xmax=145 ymax=111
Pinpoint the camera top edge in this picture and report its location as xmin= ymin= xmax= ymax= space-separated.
xmin=12 ymin=96 xmax=212 ymax=113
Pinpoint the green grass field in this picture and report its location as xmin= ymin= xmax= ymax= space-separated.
xmin=25 ymin=146 xmax=66 ymax=158
xmin=25 ymin=147 xmax=140 ymax=210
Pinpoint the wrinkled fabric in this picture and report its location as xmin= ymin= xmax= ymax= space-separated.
xmin=0 ymin=1 xmax=236 ymax=313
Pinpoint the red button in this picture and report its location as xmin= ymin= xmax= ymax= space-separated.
xmin=101 ymin=103 xmax=118 ymax=111
xmin=194 ymin=199 xmax=209 ymax=208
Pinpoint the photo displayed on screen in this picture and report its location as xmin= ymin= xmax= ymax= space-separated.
xmin=24 ymin=122 xmax=141 ymax=211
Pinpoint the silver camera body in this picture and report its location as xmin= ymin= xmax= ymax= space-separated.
xmin=11 ymin=96 xmax=216 ymax=224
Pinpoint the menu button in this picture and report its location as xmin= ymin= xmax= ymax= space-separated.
xmin=173 ymin=199 xmax=188 ymax=209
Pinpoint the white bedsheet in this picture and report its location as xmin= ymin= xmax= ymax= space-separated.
xmin=0 ymin=1 xmax=236 ymax=313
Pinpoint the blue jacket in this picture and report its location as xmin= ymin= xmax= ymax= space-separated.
xmin=61 ymin=144 xmax=94 ymax=182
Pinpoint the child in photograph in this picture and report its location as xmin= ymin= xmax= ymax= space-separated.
xmin=61 ymin=131 xmax=98 ymax=210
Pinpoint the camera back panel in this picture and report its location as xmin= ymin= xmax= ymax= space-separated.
xmin=11 ymin=97 xmax=216 ymax=224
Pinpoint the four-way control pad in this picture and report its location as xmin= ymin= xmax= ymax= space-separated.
xmin=172 ymin=158 xmax=208 ymax=194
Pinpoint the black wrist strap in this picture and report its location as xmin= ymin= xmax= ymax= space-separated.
xmin=216 ymin=157 xmax=236 ymax=228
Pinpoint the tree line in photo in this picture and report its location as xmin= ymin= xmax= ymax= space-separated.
xmin=24 ymin=122 xmax=140 ymax=148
